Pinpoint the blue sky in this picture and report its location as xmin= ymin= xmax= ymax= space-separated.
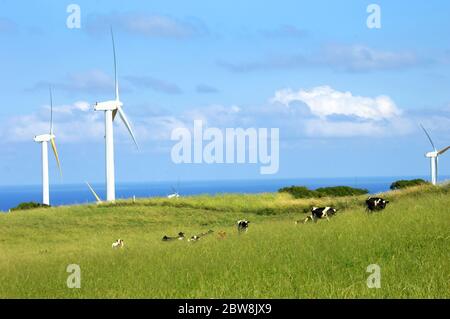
xmin=1 ymin=0 xmax=450 ymax=185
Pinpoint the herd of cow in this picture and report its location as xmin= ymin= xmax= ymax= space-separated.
xmin=111 ymin=196 xmax=390 ymax=248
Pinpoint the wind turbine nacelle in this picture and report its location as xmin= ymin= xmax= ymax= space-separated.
xmin=425 ymin=151 xmax=438 ymax=158
xmin=34 ymin=134 xmax=54 ymax=142
xmin=94 ymin=100 xmax=122 ymax=111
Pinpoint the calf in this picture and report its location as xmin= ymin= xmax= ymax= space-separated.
xmin=188 ymin=235 xmax=200 ymax=242
xmin=188 ymin=230 xmax=214 ymax=242
xmin=162 ymin=232 xmax=185 ymax=241
xmin=299 ymin=207 xmax=337 ymax=224
xmin=217 ymin=231 xmax=227 ymax=239
xmin=366 ymin=197 xmax=389 ymax=212
xmin=112 ymin=239 xmax=124 ymax=248
xmin=237 ymin=220 xmax=250 ymax=233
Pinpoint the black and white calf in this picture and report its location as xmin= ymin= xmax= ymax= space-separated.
xmin=112 ymin=239 xmax=124 ymax=248
xmin=162 ymin=232 xmax=185 ymax=241
xmin=237 ymin=220 xmax=250 ymax=232
xmin=366 ymin=197 xmax=389 ymax=212
xmin=187 ymin=230 xmax=214 ymax=242
xmin=299 ymin=207 xmax=337 ymax=224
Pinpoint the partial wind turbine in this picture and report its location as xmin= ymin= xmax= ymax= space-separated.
xmin=420 ymin=124 xmax=450 ymax=185
xmin=168 ymin=178 xmax=181 ymax=199
xmin=86 ymin=182 xmax=102 ymax=204
xmin=33 ymin=87 xmax=62 ymax=205
xmin=94 ymin=28 xmax=138 ymax=202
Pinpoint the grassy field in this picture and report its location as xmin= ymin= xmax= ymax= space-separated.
xmin=0 ymin=184 xmax=449 ymax=298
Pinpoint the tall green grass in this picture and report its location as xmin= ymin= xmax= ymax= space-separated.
xmin=0 ymin=185 xmax=448 ymax=298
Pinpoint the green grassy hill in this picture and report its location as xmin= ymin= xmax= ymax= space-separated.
xmin=0 ymin=184 xmax=449 ymax=298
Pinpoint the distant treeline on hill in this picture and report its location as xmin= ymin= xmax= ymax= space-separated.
xmin=278 ymin=185 xmax=369 ymax=199
xmin=279 ymin=179 xmax=431 ymax=199
xmin=10 ymin=202 xmax=50 ymax=211
xmin=390 ymin=179 xmax=429 ymax=190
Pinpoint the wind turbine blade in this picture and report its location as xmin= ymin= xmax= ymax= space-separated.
xmin=49 ymin=86 xmax=53 ymax=134
xmin=117 ymin=106 xmax=139 ymax=149
xmin=420 ymin=124 xmax=436 ymax=151
xmin=437 ymin=146 xmax=450 ymax=155
xmin=112 ymin=109 xmax=118 ymax=121
xmin=50 ymin=137 xmax=62 ymax=177
xmin=110 ymin=27 xmax=119 ymax=102
xmin=86 ymin=182 xmax=102 ymax=203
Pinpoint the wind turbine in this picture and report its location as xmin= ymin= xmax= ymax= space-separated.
xmin=167 ymin=179 xmax=181 ymax=199
xmin=94 ymin=29 xmax=138 ymax=202
xmin=33 ymin=87 xmax=62 ymax=205
xmin=420 ymin=124 xmax=450 ymax=185
xmin=167 ymin=186 xmax=180 ymax=199
xmin=86 ymin=182 xmax=102 ymax=204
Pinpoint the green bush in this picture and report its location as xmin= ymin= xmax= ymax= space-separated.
xmin=278 ymin=185 xmax=368 ymax=199
xmin=278 ymin=186 xmax=317 ymax=198
xmin=10 ymin=202 xmax=50 ymax=211
xmin=390 ymin=179 xmax=429 ymax=190
xmin=315 ymin=186 xmax=368 ymax=197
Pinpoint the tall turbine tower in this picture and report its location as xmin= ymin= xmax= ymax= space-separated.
xmin=94 ymin=29 xmax=138 ymax=202
xmin=420 ymin=124 xmax=450 ymax=185
xmin=33 ymin=87 xmax=62 ymax=205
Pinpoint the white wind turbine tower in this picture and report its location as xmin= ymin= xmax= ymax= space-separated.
xmin=94 ymin=29 xmax=138 ymax=202
xmin=420 ymin=124 xmax=450 ymax=185
xmin=33 ymin=87 xmax=62 ymax=205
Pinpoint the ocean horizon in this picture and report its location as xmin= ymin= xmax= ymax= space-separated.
xmin=0 ymin=175 xmax=443 ymax=212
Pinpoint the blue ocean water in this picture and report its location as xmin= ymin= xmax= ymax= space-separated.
xmin=0 ymin=176 xmax=438 ymax=212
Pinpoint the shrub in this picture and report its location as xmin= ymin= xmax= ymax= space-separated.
xmin=278 ymin=186 xmax=317 ymax=199
xmin=10 ymin=202 xmax=50 ymax=211
xmin=390 ymin=179 xmax=429 ymax=190
xmin=278 ymin=185 xmax=368 ymax=199
xmin=315 ymin=186 xmax=368 ymax=197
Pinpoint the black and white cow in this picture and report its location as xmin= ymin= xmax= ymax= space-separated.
xmin=366 ymin=197 xmax=389 ymax=212
xmin=237 ymin=220 xmax=250 ymax=232
xmin=299 ymin=207 xmax=337 ymax=224
xmin=188 ymin=230 xmax=214 ymax=242
xmin=162 ymin=232 xmax=185 ymax=241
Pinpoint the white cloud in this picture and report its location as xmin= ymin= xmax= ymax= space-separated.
xmin=0 ymin=101 xmax=104 ymax=143
xmin=271 ymin=86 xmax=402 ymax=121
xmin=271 ymin=85 xmax=412 ymax=138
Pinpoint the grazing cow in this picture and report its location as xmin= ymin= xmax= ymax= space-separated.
xmin=112 ymin=239 xmax=124 ymax=248
xmin=299 ymin=207 xmax=337 ymax=224
xmin=237 ymin=220 xmax=250 ymax=232
xmin=366 ymin=197 xmax=389 ymax=212
xmin=162 ymin=232 xmax=185 ymax=241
